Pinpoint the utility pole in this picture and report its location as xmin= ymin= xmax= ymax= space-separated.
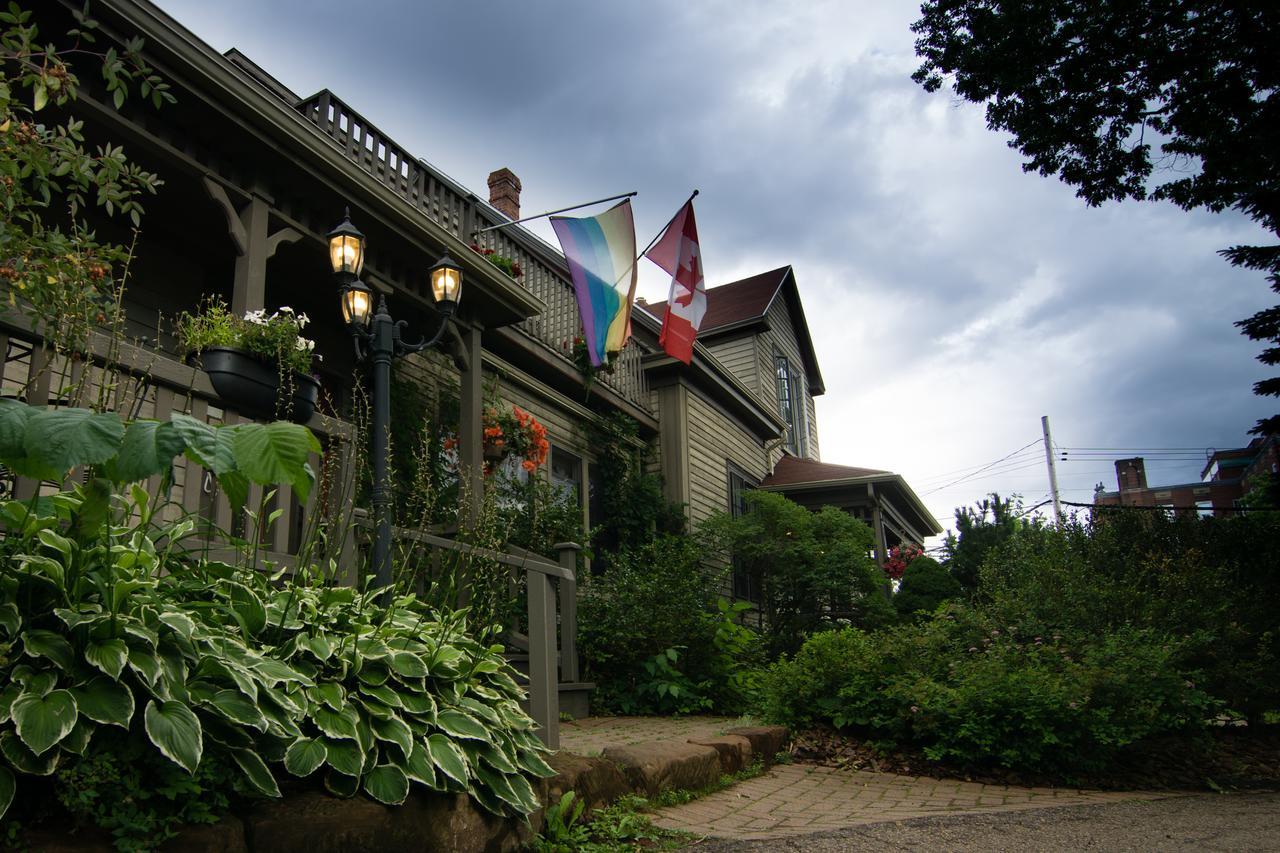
xmin=1041 ymin=415 xmax=1063 ymax=525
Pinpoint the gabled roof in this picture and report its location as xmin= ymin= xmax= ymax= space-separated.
xmin=760 ymin=456 xmax=890 ymax=487
xmin=761 ymin=456 xmax=944 ymax=537
xmin=648 ymin=265 xmax=825 ymax=394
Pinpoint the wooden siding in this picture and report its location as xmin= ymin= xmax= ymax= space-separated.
xmin=756 ymin=295 xmax=821 ymax=461
xmin=703 ymin=335 xmax=758 ymax=395
xmin=684 ymin=389 xmax=771 ymax=526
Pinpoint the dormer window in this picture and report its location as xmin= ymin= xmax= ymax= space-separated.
xmin=775 ymin=352 xmax=804 ymax=455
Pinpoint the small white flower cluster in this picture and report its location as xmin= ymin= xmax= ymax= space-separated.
xmin=242 ymin=307 xmax=316 ymax=359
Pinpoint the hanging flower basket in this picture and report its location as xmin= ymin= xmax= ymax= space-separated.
xmin=197 ymin=347 xmax=320 ymax=424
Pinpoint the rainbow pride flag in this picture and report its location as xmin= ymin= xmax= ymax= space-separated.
xmin=550 ymin=200 xmax=638 ymax=367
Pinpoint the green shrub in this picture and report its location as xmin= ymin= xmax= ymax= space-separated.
xmin=894 ymin=556 xmax=962 ymax=618
xmin=578 ymin=536 xmax=722 ymax=714
xmin=702 ymin=491 xmax=890 ymax=658
xmin=760 ymin=608 xmax=1214 ymax=775
xmin=980 ymin=511 xmax=1280 ymax=722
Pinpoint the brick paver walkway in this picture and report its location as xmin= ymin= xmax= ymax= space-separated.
xmin=557 ymin=717 xmax=1170 ymax=841
xmin=650 ymin=763 xmax=1167 ymax=841
xmin=560 ymin=715 xmax=739 ymax=756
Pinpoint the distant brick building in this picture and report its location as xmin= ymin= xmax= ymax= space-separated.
xmin=1094 ymin=434 xmax=1278 ymax=515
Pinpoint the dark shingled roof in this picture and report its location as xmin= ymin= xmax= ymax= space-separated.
xmin=761 ymin=455 xmax=891 ymax=488
xmin=646 ymin=266 xmax=790 ymax=332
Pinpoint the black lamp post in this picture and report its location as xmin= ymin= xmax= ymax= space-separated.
xmin=327 ymin=208 xmax=462 ymax=593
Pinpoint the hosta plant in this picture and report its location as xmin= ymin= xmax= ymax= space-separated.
xmin=0 ymin=400 xmax=552 ymax=845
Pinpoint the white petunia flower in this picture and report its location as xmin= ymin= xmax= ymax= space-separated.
xmin=278 ymin=306 xmax=294 ymax=314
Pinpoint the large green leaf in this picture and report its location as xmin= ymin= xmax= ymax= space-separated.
xmin=0 ymin=400 xmax=59 ymax=479
xmin=403 ymin=741 xmax=440 ymax=790
xmin=205 ymin=689 xmax=267 ymax=732
xmin=72 ymin=676 xmax=135 ymax=728
xmin=436 ymin=709 xmax=489 ymax=742
xmin=0 ymin=766 xmax=14 ymax=821
xmin=322 ymin=737 xmax=364 ymax=777
xmin=308 ymin=682 xmax=345 ymax=712
xmin=60 ymin=718 xmax=96 ymax=755
xmin=426 ymin=733 xmax=468 ymax=787
xmin=107 ymin=419 xmax=186 ymax=483
xmin=371 ymin=714 xmax=413 ymax=758
xmin=144 ymin=700 xmax=203 ymax=774
xmin=0 ymin=602 xmax=20 ymax=637
xmin=24 ymin=408 xmax=125 ymax=473
xmin=387 ymin=651 xmax=428 ymax=679
xmin=516 ymin=746 xmax=557 ymax=778
xmin=84 ymin=638 xmax=129 ymax=680
xmin=324 ymin=771 xmax=359 ymax=798
xmin=128 ymin=647 xmax=163 ymax=687
xmin=473 ymin=762 xmax=534 ymax=815
xmin=312 ymin=704 xmax=358 ymax=741
xmin=362 ymin=764 xmax=409 ymax=805
xmin=0 ymin=683 xmax=23 ymax=724
xmin=284 ymin=737 xmax=327 ymax=777
xmin=171 ymin=414 xmax=236 ymax=475
xmin=23 ymin=630 xmax=75 ymax=671
xmin=0 ymin=732 xmax=58 ymax=776
xmin=225 ymin=583 xmax=267 ymax=637
xmin=12 ymin=689 xmax=78 ymax=755
xmin=231 ymin=422 xmax=319 ymax=501
xmin=231 ymin=748 xmax=281 ymax=798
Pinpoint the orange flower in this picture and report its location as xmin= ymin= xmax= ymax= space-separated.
xmin=521 ymin=459 xmax=537 ymax=473
xmin=443 ymin=437 xmax=457 ymax=450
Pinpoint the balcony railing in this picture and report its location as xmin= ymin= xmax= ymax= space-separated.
xmin=295 ymin=90 xmax=651 ymax=411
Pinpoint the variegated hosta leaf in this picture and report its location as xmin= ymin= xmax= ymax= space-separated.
xmin=231 ymin=748 xmax=281 ymax=797
xmin=284 ymin=737 xmax=327 ymax=777
xmin=71 ymin=676 xmax=134 ymax=729
xmin=144 ymin=699 xmax=203 ymax=774
xmin=0 ymin=766 xmax=14 ymax=821
xmin=370 ymin=714 xmax=413 ymax=758
xmin=362 ymin=764 xmax=409 ymax=805
xmin=435 ymin=709 xmax=489 ymax=742
xmin=322 ymin=737 xmax=364 ymax=777
xmin=84 ymin=638 xmax=129 ymax=680
xmin=426 ymin=733 xmax=468 ymax=788
xmin=11 ymin=689 xmax=77 ymax=755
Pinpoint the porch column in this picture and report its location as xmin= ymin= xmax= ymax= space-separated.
xmin=202 ymin=179 xmax=301 ymax=315
xmin=456 ymin=323 xmax=484 ymax=528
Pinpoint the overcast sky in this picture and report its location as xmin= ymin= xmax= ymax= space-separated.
xmin=154 ymin=0 xmax=1274 ymax=538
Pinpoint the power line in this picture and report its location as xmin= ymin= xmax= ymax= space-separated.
xmin=921 ymin=439 xmax=1044 ymax=497
xmin=914 ymin=447 xmax=1042 ymax=485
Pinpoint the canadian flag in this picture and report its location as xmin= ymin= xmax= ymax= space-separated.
xmin=646 ymin=199 xmax=705 ymax=365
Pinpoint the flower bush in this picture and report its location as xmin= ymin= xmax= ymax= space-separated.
xmin=882 ymin=543 xmax=923 ymax=581
xmin=468 ymin=244 xmax=522 ymax=279
xmin=176 ymin=299 xmax=316 ymax=375
xmin=481 ymin=405 xmax=549 ymax=473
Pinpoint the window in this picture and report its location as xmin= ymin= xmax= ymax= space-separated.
xmin=774 ymin=352 xmax=806 ymax=456
xmin=728 ymin=465 xmax=759 ymax=602
xmin=550 ymin=447 xmax=582 ymax=507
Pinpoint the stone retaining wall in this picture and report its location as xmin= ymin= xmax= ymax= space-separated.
xmin=28 ymin=726 xmax=789 ymax=853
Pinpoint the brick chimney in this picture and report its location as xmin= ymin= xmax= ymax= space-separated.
xmin=1115 ymin=457 xmax=1148 ymax=492
xmin=487 ymin=168 xmax=521 ymax=221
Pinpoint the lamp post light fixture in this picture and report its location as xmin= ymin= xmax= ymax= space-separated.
xmin=327 ymin=209 xmax=463 ymax=595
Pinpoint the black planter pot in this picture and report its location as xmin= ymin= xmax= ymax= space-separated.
xmin=196 ymin=347 xmax=320 ymax=424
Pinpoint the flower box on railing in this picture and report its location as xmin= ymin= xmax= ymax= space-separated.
xmin=197 ymin=346 xmax=320 ymax=424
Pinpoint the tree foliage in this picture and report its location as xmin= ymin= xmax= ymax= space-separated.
xmin=912 ymin=1 xmax=1280 ymax=432
xmin=703 ymin=490 xmax=892 ymax=658
xmin=894 ymin=555 xmax=962 ymax=618
xmin=941 ymin=492 xmax=1027 ymax=592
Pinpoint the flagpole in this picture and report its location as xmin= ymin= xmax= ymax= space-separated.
xmin=613 ymin=189 xmax=699 ymax=288
xmin=473 ymin=191 xmax=638 ymax=234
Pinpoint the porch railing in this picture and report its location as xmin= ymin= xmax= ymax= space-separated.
xmin=0 ymin=321 xmax=359 ymax=571
xmin=295 ymin=89 xmax=651 ymax=411
xmin=371 ymin=521 xmax=580 ymax=749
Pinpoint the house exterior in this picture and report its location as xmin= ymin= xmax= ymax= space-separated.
xmin=9 ymin=0 xmax=936 ymax=579
xmin=1094 ymin=434 xmax=1279 ymax=516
